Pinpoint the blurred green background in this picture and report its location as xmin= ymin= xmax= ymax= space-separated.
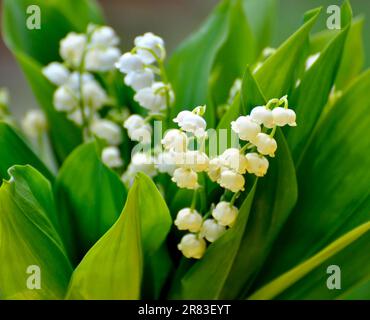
xmin=0 ymin=0 xmax=369 ymax=119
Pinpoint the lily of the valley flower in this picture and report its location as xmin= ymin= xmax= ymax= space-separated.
xmin=231 ymin=115 xmax=261 ymax=142
xmin=177 ymin=234 xmax=206 ymax=259
xmin=218 ymin=169 xmax=245 ymax=193
xmin=42 ymin=62 xmax=70 ymax=86
xmin=101 ymin=146 xmax=123 ymax=168
xmin=172 ymin=167 xmax=199 ymax=189
xmin=250 ymin=106 xmax=274 ymax=128
xmin=91 ymin=119 xmax=122 ymax=146
xmin=272 ymin=107 xmax=297 ymax=127
xmin=245 ymin=153 xmax=269 ymax=177
xmin=254 ymin=133 xmax=277 ymax=157
xmin=21 ymin=110 xmax=48 ymax=138
xmin=134 ymin=32 xmax=165 ymax=64
xmin=134 ymin=82 xmax=173 ymax=112
xmin=200 ymin=219 xmax=226 ymax=243
xmin=174 ymin=208 xmax=203 ymax=233
xmin=212 ymin=201 xmax=239 ymax=227
xmin=174 ymin=110 xmax=207 ymax=138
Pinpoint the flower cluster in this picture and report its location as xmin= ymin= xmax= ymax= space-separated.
xmin=118 ymin=33 xmax=176 ymax=182
xmin=172 ymin=96 xmax=297 ymax=259
xmin=42 ymin=24 xmax=125 ymax=169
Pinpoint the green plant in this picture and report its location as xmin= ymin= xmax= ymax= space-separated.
xmin=0 ymin=0 xmax=369 ymax=300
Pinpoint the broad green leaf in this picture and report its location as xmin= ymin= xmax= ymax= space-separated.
xmin=2 ymin=0 xmax=103 ymax=161
xmin=249 ymin=222 xmax=370 ymax=300
xmin=209 ymin=0 xmax=255 ymax=109
xmin=256 ymin=70 xmax=370 ymax=287
xmin=0 ymin=165 xmax=72 ymax=299
xmin=253 ymin=8 xmax=321 ymax=101
xmin=54 ymin=142 xmax=127 ymax=264
xmin=2 ymin=0 xmax=103 ymax=64
xmin=287 ymin=25 xmax=349 ymax=163
xmin=335 ymin=17 xmax=365 ymax=90
xmin=66 ymin=173 xmax=172 ymax=299
xmin=169 ymin=181 xmax=257 ymax=299
xmin=0 ymin=121 xmax=53 ymax=182
xmin=243 ymin=0 xmax=276 ymax=54
xmin=167 ymin=0 xmax=230 ymax=126
xmin=221 ymin=129 xmax=297 ymax=299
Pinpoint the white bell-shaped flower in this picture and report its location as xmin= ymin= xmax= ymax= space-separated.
xmin=66 ymin=72 xmax=94 ymax=90
xmin=220 ymin=148 xmax=248 ymax=174
xmin=66 ymin=107 xmax=93 ymax=126
xmin=90 ymin=25 xmax=119 ymax=47
xmin=218 ymin=169 xmax=245 ymax=193
xmin=254 ymin=133 xmax=277 ymax=157
xmin=116 ymin=53 xmax=145 ymax=74
xmin=161 ymin=129 xmax=188 ymax=152
xmin=250 ymin=106 xmax=274 ymax=128
xmin=91 ymin=119 xmax=122 ymax=145
xmin=101 ymin=146 xmax=123 ymax=168
xmin=53 ymin=85 xmax=78 ymax=112
xmin=177 ymin=234 xmax=206 ymax=259
xmin=172 ymin=167 xmax=198 ymax=189
xmin=231 ymin=115 xmax=261 ymax=142
xmin=134 ymin=32 xmax=165 ymax=64
xmin=245 ymin=152 xmax=269 ymax=177
xmin=174 ymin=208 xmax=203 ymax=233
xmin=134 ymin=82 xmax=171 ymax=112
xmin=272 ymin=107 xmax=297 ymax=127
xmin=129 ymin=126 xmax=152 ymax=144
xmin=60 ymin=32 xmax=87 ymax=68
xmin=42 ymin=62 xmax=70 ymax=86
xmin=174 ymin=111 xmax=207 ymax=137
xmin=207 ymin=158 xmax=223 ymax=182
xmin=130 ymin=152 xmax=156 ymax=176
xmin=200 ymin=219 xmax=226 ymax=242
xmin=82 ymin=80 xmax=107 ymax=110
xmin=212 ymin=201 xmax=239 ymax=227
xmin=124 ymin=114 xmax=145 ymax=132
xmin=155 ymin=151 xmax=177 ymax=175
xmin=125 ymin=69 xmax=154 ymax=91
xmin=21 ymin=110 xmax=47 ymax=138
xmin=85 ymin=47 xmax=121 ymax=72
xmin=179 ymin=151 xmax=209 ymax=172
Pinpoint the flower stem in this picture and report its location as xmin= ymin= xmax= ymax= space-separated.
xmin=230 ymin=191 xmax=240 ymax=207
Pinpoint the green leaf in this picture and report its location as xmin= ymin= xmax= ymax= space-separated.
xmin=2 ymin=0 xmax=103 ymax=64
xmin=243 ymin=0 xmax=276 ymax=54
xmin=0 ymin=121 xmax=53 ymax=182
xmin=167 ymin=0 xmax=231 ymax=126
xmin=248 ymin=222 xmax=370 ymax=300
xmin=256 ymin=70 xmax=370 ymax=288
xmin=169 ymin=181 xmax=257 ymax=299
xmin=335 ymin=17 xmax=365 ymax=90
xmin=66 ymin=173 xmax=172 ymax=299
xmin=2 ymin=0 xmax=104 ymax=162
xmin=252 ymin=8 xmax=321 ymax=101
xmin=209 ymin=0 xmax=255 ymax=109
xmin=221 ymin=129 xmax=297 ymax=299
xmin=287 ymin=25 xmax=349 ymax=163
xmin=54 ymin=142 xmax=127 ymax=264
xmin=0 ymin=165 xmax=72 ymax=299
